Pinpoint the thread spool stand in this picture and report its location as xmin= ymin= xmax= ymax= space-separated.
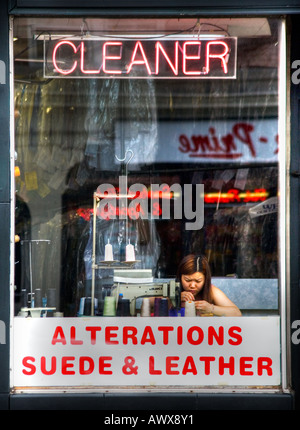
xmin=91 ymin=150 xmax=140 ymax=316
xmin=20 ymin=307 xmax=56 ymax=318
xmin=20 ymin=239 xmax=51 ymax=311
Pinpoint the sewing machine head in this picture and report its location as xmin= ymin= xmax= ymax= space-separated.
xmin=111 ymin=269 xmax=181 ymax=315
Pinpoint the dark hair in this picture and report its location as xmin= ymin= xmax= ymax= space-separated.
xmin=177 ymin=254 xmax=213 ymax=302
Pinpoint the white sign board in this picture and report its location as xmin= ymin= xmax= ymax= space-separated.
xmin=12 ymin=316 xmax=281 ymax=388
xmin=116 ymin=119 xmax=278 ymax=165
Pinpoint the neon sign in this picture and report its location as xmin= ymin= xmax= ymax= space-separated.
xmin=75 ymin=187 xmax=269 ymax=223
xmin=44 ymin=37 xmax=237 ymax=79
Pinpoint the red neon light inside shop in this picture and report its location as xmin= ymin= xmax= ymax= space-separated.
xmin=155 ymin=41 xmax=179 ymax=75
xmin=206 ymin=41 xmax=229 ymax=74
xmin=51 ymin=39 xmax=231 ymax=77
xmin=103 ymin=42 xmax=122 ymax=74
xmin=52 ymin=40 xmax=78 ymax=75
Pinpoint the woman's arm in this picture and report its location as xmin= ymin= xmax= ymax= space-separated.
xmin=195 ymin=285 xmax=242 ymax=316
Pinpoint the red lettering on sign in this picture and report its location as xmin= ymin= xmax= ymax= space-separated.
xmin=41 ymin=356 xmax=56 ymax=375
xmin=182 ymin=356 xmax=198 ymax=375
xmin=61 ymin=356 xmax=75 ymax=375
xmin=103 ymin=42 xmax=122 ymax=74
xmin=228 ymin=326 xmax=243 ymax=345
xmin=157 ymin=326 xmax=174 ymax=345
xmin=123 ymin=326 xmax=138 ymax=345
xmin=105 ymin=326 xmax=119 ymax=345
xmin=99 ymin=356 xmax=113 ymax=374
xmin=86 ymin=326 xmax=101 ymax=345
xmin=206 ymin=41 xmax=229 ymax=74
xmin=22 ymin=356 xmax=36 ymax=375
xmin=140 ymin=326 xmax=156 ymax=345
xmin=166 ymin=356 xmax=180 ymax=375
xmin=70 ymin=326 xmax=83 ymax=345
xmin=155 ymin=41 xmax=179 ymax=75
xmin=149 ymin=356 xmax=162 ymax=375
xmin=51 ymin=326 xmax=67 ymax=345
xmin=240 ymin=357 xmax=254 ymax=376
xmin=52 ymin=40 xmax=78 ymax=75
xmin=257 ymin=357 xmax=273 ymax=376
xmin=127 ymin=41 xmax=152 ymax=75
xmin=183 ymin=41 xmax=201 ymax=75
xmin=199 ymin=356 xmax=216 ymax=375
xmin=79 ymin=356 xmax=95 ymax=375
xmin=80 ymin=41 xmax=101 ymax=74
xmin=186 ymin=326 xmax=204 ymax=345
xmin=219 ymin=356 xmax=235 ymax=375
xmin=49 ymin=38 xmax=235 ymax=78
xmin=207 ymin=326 xmax=224 ymax=345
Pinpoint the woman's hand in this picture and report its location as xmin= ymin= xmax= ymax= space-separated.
xmin=181 ymin=291 xmax=195 ymax=302
xmin=194 ymin=300 xmax=214 ymax=314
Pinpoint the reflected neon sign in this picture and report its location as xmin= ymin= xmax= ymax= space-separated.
xmin=204 ymin=188 xmax=269 ymax=204
xmin=44 ymin=37 xmax=237 ymax=79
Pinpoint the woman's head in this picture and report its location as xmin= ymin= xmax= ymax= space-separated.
xmin=177 ymin=254 xmax=212 ymax=301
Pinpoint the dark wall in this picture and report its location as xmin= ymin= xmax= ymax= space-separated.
xmin=289 ymin=14 xmax=300 ymax=411
xmin=8 ymin=0 xmax=300 ymax=15
xmin=0 ymin=0 xmax=11 ymax=410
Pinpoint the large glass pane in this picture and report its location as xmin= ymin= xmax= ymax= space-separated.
xmin=12 ymin=17 xmax=284 ymax=390
xmin=14 ymin=17 xmax=280 ymax=318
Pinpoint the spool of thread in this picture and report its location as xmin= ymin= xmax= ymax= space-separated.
xmin=116 ymin=293 xmax=123 ymax=316
xmin=21 ymin=289 xmax=28 ymax=308
xmin=79 ymin=297 xmax=85 ymax=316
xmin=53 ymin=312 xmax=64 ymax=317
xmin=154 ymin=297 xmax=161 ymax=317
xmin=121 ymin=299 xmax=130 ymax=316
xmin=159 ymin=298 xmax=169 ymax=316
xmin=185 ymin=301 xmax=196 ymax=317
xmin=103 ymin=296 xmax=116 ymax=316
xmin=104 ymin=239 xmax=113 ymax=261
xmin=141 ymin=298 xmax=151 ymax=317
xmin=84 ymin=297 xmax=92 ymax=315
xmin=125 ymin=241 xmax=135 ymax=262
xmin=47 ymin=288 xmax=56 ymax=307
xmin=82 ymin=297 xmax=98 ymax=316
xmin=34 ymin=288 xmax=42 ymax=308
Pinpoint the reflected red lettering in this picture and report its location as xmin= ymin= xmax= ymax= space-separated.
xmin=177 ymin=122 xmax=275 ymax=159
xmin=233 ymin=123 xmax=256 ymax=157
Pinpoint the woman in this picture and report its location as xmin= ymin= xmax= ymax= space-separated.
xmin=177 ymin=254 xmax=241 ymax=316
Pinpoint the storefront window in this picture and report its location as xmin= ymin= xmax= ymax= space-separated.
xmin=12 ymin=17 xmax=285 ymax=389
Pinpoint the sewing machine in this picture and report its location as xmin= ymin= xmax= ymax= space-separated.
xmin=111 ymin=269 xmax=181 ymax=315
